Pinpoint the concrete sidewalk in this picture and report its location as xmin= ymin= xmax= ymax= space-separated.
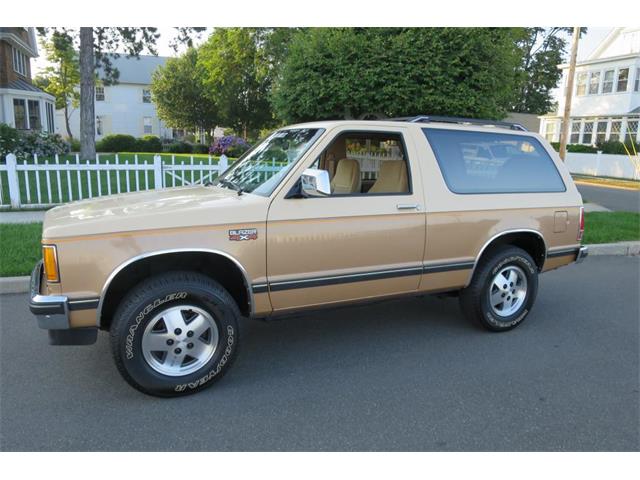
xmin=0 ymin=211 xmax=46 ymax=223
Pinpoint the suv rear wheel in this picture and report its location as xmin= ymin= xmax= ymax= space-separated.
xmin=459 ymin=246 xmax=539 ymax=332
xmin=109 ymin=271 xmax=240 ymax=397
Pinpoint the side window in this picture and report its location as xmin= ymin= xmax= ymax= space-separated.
xmin=317 ymin=132 xmax=411 ymax=195
xmin=423 ymin=128 xmax=566 ymax=194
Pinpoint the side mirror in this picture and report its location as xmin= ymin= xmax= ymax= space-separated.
xmin=300 ymin=168 xmax=331 ymax=197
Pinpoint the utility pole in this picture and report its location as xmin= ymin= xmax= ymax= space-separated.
xmin=559 ymin=27 xmax=580 ymax=162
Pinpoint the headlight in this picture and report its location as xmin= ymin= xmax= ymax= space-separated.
xmin=42 ymin=245 xmax=60 ymax=283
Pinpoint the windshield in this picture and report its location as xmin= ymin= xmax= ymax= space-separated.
xmin=215 ymin=128 xmax=324 ymax=196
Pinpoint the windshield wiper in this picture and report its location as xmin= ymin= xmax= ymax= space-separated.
xmin=218 ymin=178 xmax=244 ymax=195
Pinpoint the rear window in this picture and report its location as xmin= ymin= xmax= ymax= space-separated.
xmin=423 ymin=129 xmax=566 ymax=194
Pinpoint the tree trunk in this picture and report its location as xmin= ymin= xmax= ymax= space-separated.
xmin=79 ymin=27 xmax=95 ymax=160
xmin=64 ymin=102 xmax=73 ymax=140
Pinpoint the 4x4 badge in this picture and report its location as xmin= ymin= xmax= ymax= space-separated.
xmin=229 ymin=228 xmax=258 ymax=241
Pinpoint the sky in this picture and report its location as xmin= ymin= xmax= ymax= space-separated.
xmin=32 ymin=27 xmax=614 ymax=77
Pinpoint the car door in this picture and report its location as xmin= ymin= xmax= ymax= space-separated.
xmin=265 ymin=126 xmax=426 ymax=312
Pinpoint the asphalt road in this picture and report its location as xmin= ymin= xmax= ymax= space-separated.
xmin=1 ymin=256 xmax=638 ymax=451
xmin=576 ymin=183 xmax=640 ymax=212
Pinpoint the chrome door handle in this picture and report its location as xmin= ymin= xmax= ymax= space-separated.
xmin=396 ymin=203 xmax=420 ymax=210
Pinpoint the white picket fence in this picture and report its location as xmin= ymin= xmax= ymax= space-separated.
xmin=0 ymin=153 xmax=238 ymax=209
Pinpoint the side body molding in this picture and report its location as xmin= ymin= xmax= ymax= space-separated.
xmin=465 ymin=229 xmax=547 ymax=287
xmin=96 ymin=248 xmax=254 ymax=326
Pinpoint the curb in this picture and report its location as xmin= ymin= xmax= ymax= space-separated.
xmin=2 ymin=241 xmax=638 ymax=295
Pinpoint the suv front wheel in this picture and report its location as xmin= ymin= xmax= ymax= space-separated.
xmin=109 ymin=271 xmax=240 ymax=397
xmin=459 ymin=246 xmax=539 ymax=332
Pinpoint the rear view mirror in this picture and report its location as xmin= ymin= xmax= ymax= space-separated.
xmin=300 ymin=168 xmax=331 ymax=197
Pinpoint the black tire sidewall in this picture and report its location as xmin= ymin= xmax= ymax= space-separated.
xmin=113 ymin=277 xmax=239 ymax=396
xmin=478 ymin=250 xmax=538 ymax=331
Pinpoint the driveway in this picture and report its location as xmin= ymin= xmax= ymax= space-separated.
xmin=0 ymin=256 xmax=638 ymax=451
xmin=576 ymin=183 xmax=640 ymax=212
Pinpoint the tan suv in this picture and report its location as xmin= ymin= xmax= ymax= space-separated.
xmin=29 ymin=116 xmax=587 ymax=396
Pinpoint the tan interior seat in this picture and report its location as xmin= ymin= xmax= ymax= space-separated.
xmin=330 ymin=158 xmax=361 ymax=194
xmin=368 ymin=160 xmax=409 ymax=194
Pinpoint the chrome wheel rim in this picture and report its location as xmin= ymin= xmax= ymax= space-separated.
xmin=141 ymin=305 xmax=219 ymax=377
xmin=488 ymin=265 xmax=528 ymax=318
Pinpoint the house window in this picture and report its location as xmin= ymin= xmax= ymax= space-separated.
xmin=576 ymin=72 xmax=587 ymax=96
xmin=596 ymin=121 xmax=608 ymax=144
xmin=45 ymin=102 xmax=55 ymax=133
xmin=95 ymin=86 xmax=105 ymax=101
xmin=616 ymin=68 xmax=629 ymax=92
xmin=582 ymin=121 xmax=594 ymax=145
xmin=143 ymin=116 xmax=152 ymax=134
xmin=602 ymin=70 xmax=615 ymax=93
xmin=142 ymin=89 xmax=152 ymax=103
xmin=609 ymin=120 xmax=622 ymax=142
xmin=13 ymin=99 xmax=27 ymax=129
xmin=626 ymin=120 xmax=639 ymax=142
xmin=27 ymin=100 xmax=41 ymax=130
xmin=544 ymin=121 xmax=556 ymax=141
xmin=588 ymin=71 xmax=600 ymax=95
xmin=570 ymin=121 xmax=581 ymax=144
xmin=12 ymin=47 xmax=28 ymax=76
xmin=635 ymin=68 xmax=640 ymax=92
xmin=96 ymin=116 xmax=103 ymax=136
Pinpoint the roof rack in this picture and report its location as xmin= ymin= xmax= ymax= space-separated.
xmin=390 ymin=115 xmax=528 ymax=132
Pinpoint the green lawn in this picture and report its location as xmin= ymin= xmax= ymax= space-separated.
xmin=0 ymin=223 xmax=43 ymax=277
xmin=0 ymin=152 xmax=227 ymax=207
xmin=2 ymin=212 xmax=639 ymax=277
xmin=572 ymin=174 xmax=640 ymax=191
xmin=583 ymin=212 xmax=640 ymax=244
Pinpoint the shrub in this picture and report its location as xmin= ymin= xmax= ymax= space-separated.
xmin=192 ymin=143 xmax=209 ymax=154
xmin=209 ymin=135 xmax=251 ymax=158
xmin=0 ymin=123 xmax=22 ymax=159
xmin=96 ymin=134 xmax=137 ymax=152
xmin=136 ymin=135 xmax=163 ymax=153
xmin=166 ymin=141 xmax=193 ymax=154
xmin=0 ymin=123 xmax=70 ymax=160
xmin=597 ymin=140 xmax=640 ymax=155
xmin=69 ymin=138 xmax=81 ymax=152
xmin=549 ymin=142 xmax=598 ymax=154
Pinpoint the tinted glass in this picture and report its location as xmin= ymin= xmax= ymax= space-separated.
xmin=423 ymin=129 xmax=566 ymax=194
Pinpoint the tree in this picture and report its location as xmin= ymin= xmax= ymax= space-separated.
xmin=512 ymin=27 xmax=588 ymax=115
xmin=272 ymin=28 xmax=521 ymax=123
xmin=37 ymin=27 xmax=205 ymax=159
xmin=198 ymin=28 xmax=274 ymax=139
xmin=33 ymin=31 xmax=80 ymax=139
xmin=151 ymin=48 xmax=218 ymax=139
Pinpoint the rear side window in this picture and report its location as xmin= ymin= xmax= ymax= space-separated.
xmin=423 ymin=129 xmax=566 ymax=194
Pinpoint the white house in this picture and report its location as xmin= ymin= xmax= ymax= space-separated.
xmin=539 ymin=27 xmax=640 ymax=145
xmin=58 ymin=54 xmax=173 ymax=140
xmin=0 ymin=27 xmax=56 ymax=133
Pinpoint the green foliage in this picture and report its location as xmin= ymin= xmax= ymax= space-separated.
xmin=272 ymin=28 xmax=520 ymax=123
xmin=166 ymin=141 xmax=193 ymax=154
xmin=597 ymin=140 xmax=640 ymax=155
xmin=69 ymin=138 xmax=81 ymax=152
xmin=512 ymin=28 xmax=587 ymax=115
xmin=198 ymin=28 xmax=274 ymax=138
xmin=191 ymin=144 xmax=210 ymax=154
xmin=151 ymin=48 xmax=218 ymax=132
xmin=33 ymin=31 xmax=80 ymax=139
xmin=96 ymin=134 xmax=138 ymax=152
xmin=0 ymin=123 xmax=70 ymax=160
xmin=0 ymin=123 xmax=22 ymax=159
xmin=136 ymin=135 xmax=163 ymax=153
xmin=549 ymin=142 xmax=598 ymax=153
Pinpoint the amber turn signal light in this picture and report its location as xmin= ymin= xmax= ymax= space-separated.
xmin=42 ymin=245 xmax=60 ymax=283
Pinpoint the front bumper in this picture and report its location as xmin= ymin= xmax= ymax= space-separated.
xmin=575 ymin=245 xmax=589 ymax=264
xmin=29 ymin=261 xmax=97 ymax=345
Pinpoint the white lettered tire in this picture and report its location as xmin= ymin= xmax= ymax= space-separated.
xmin=109 ymin=271 xmax=240 ymax=396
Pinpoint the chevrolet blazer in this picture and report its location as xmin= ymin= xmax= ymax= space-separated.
xmin=29 ymin=116 xmax=588 ymax=396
